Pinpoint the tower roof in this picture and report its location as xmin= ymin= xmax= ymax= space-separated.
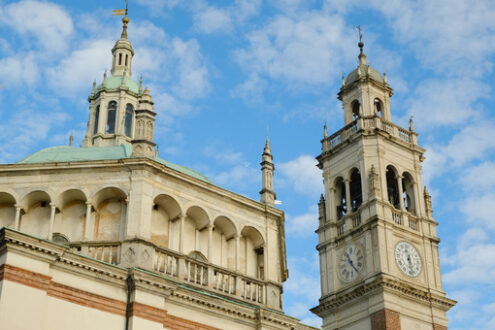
xmin=344 ymin=36 xmax=384 ymax=85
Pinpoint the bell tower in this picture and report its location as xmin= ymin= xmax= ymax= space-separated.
xmin=311 ymin=40 xmax=455 ymax=330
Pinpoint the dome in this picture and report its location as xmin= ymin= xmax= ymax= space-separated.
xmin=345 ymin=64 xmax=384 ymax=85
xmin=17 ymin=144 xmax=212 ymax=184
xmin=95 ymin=75 xmax=140 ymax=94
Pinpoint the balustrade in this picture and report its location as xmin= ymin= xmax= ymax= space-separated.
xmin=392 ymin=209 xmax=402 ymax=225
xmin=352 ymin=213 xmax=361 ymax=228
xmin=153 ymin=248 xmax=179 ymax=277
xmin=241 ymin=278 xmax=264 ymax=303
xmin=69 ymin=242 xmax=120 ymax=265
xmin=323 ymin=116 xmax=413 ymax=152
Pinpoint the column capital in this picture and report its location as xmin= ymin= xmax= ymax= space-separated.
xmin=49 ymin=202 xmax=56 ymax=208
xmin=206 ymin=224 xmax=215 ymax=230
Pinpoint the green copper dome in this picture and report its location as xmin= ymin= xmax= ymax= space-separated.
xmin=17 ymin=144 xmax=212 ymax=184
xmin=345 ymin=64 xmax=384 ymax=85
xmin=96 ymin=76 xmax=140 ymax=94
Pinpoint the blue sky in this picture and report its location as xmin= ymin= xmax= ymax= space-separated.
xmin=1 ymin=0 xmax=494 ymax=328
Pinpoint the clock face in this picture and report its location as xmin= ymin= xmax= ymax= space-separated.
xmin=338 ymin=243 xmax=364 ymax=282
xmin=395 ymin=241 xmax=422 ymax=277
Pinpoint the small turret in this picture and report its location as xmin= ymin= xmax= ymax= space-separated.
xmin=260 ymin=138 xmax=276 ymax=206
xmin=111 ymin=16 xmax=135 ymax=77
xmin=131 ymin=87 xmax=156 ymax=158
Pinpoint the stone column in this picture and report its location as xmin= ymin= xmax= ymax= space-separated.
xmin=397 ymin=176 xmax=405 ymax=211
xmin=345 ymin=179 xmax=351 ymax=214
xmin=235 ymin=234 xmax=241 ymax=271
xmin=14 ymin=205 xmax=21 ymax=230
xmin=329 ymin=187 xmax=336 ymax=223
xmin=49 ymin=203 xmax=56 ymax=240
xmin=207 ymin=224 xmax=214 ymax=262
xmin=84 ymin=202 xmax=92 ymax=240
xmin=179 ymin=214 xmax=185 ymax=254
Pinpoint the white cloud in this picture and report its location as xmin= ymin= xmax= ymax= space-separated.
xmin=230 ymin=73 xmax=266 ymax=103
xmin=278 ymin=155 xmax=322 ymax=198
xmin=234 ymin=12 xmax=354 ymax=88
xmin=46 ymin=39 xmax=113 ymax=95
xmin=286 ymin=206 xmax=318 ymax=238
xmin=0 ymin=53 xmax=39 ymax=87
xmin=0 ymin=0 xmax=74 ymax=54
xmin=193 ymin=6 xmax=233 ymax=34
xmin=404 ymin=78 xmax=488 ymax=129
xmin=0 ymin=109 xmax=70 ymax=163
xmin=460 ymin=162 xmax=495 ymax=193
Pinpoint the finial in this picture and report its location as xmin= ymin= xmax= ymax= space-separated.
xmin=383 ymin=72 xmax=388 ymax=83
xmin=342 ymin=74 xmax=345 ymax=87
xmin=69 ymin=133 xmax=73 ymax=147
xmin=102 ymin=70 xmax=107 ymax=87
xmin=424 ymin=186 xmax=429 ymax=195
xmin=409 ymin=115 xmax=415 ymax=131
xmin=155 ymin=145 xmax=159 ymax=158
xmin=91 ymin=80 xmax=96 ymax=95
xmin=324 ymin=122 xmax=328 ymax=138
xmin=356 ymin=25 xmax=367 ymax=65
xmin=139 ymin=75 xmax=143 ymax=94
xmin=357 ymin=25 xmax=364 ymax=53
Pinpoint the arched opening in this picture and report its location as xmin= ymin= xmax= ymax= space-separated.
xmin=0 ymin=192 xmax=16 ymax=229
xmin=184 ymin=206 xmax=210 ymax=258
xmin=118 ymin=53 xmax=122 ymax=65
xmin=124 ymin=103 xmax=133 ymax=137
xmin=386 ymin=166 xmax=400 ymax=209
xmin=349 ymin=169 xmax=362 ymax=212
xmin=402 ymin=172 xmax=416 ymax=215
xmin=92 ymin=187 xmax=127 ymax=241
xmin=212 ymin=216 xmax=237 ymax=270
xmin=334 ymin=177 xmax=346 ymax=219
xmin=106 ymin=101 xmax=117 ymax=134
xmin=351 ymin=100 xmax=360 ymax=121
xmin=240 ymin=226 xmax=264 ymax=279
xmin=125 ymin=54 xmax=128 ymax=66
xmin=94 ymin=105 xmax=100 ymax=134
xmin=20 ymin=190 xmax=52 ymax=239
xmin=374 ymin=98 xmax=383 ymax=117
xmin=53 ymin=189 xmax=87 ymax=242
xmin=151 ymin=194 xmax=181 ymax=249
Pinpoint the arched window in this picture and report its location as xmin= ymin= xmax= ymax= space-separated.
xmin=124 ymin=103 xmax=133 ymax=137
xmin=352 ymin=100 xmax=360 ymax=121
xmin=118 ymin=53 xmax=122 ymax=65
xmin=93 ymin=105 xmax=100 ymax=134
xmin=335 ymin=177 xmax=346 ymax=219
xmin=349 ymin=169 xmax=362 ymax=212
xmin=386 ymin=166 xmax=400 ymax=209
xmin=106 ymin=101 xmax=117 ymax=134
xmin=374 ymin=98 xmax=383 ymax=116
xmin=402 ymin=172 xmax=416 ymax=214
xmin=125 ymin=54 xmax=128 ymax=66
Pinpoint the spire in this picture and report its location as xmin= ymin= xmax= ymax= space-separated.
xmin=260 ymin=136 xmax=276 ymax=206
xmin=324 ymin=123 xmax=328 ymax=138
xmin=111 ymin=5 xmax=135 ymax=77
xmin=121 ymin=15 xmax=129 ymax=39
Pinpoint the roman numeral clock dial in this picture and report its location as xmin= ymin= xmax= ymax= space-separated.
xmin=395 ymin=241 xmax=422 ymax=277
xmin=338 ymin=243 xmax=364 ymax=282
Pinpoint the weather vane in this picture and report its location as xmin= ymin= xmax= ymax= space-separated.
xmin=112 ymin=0 xmax=128 ymax=17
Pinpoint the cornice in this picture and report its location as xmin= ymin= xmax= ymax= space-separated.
xmin=311 ymin=273 xmax=455 ymax=316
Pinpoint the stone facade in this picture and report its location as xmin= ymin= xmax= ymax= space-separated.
xmin=0 ymin=15 xmax=314 ymax=330
xmin=311 ymin=43 xmax=455 ymax=329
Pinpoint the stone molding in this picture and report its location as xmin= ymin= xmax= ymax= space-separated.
xmin=312 ymin=273 xmax=456 ymax=316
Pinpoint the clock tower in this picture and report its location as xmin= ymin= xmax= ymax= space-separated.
xmin=311 ymin=41 xmax=456 ymax=329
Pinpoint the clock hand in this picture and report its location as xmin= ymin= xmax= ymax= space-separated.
xmin=346 ymin=254 xmax=359 ymax=272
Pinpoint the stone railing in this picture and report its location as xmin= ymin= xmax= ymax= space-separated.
xmin=323 ymin=116 xmax=415 ymax=152
xmin=70 ymin=241 xmax=268 ymax=306
xmin=150 ymin=246 xmax=266 ymax=305
xmin=387 ymin=205 xmax=420 ymax=232
xmin=69 ymin=241 xmax=121 ymax=265
xmin=335 ymin=208 xmax=363 ymax=237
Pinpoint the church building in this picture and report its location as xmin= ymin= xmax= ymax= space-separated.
xmin=0 ymin=11 xmax=454 ymax=330
xmin=0 ymin=15 xmax=316 ymax=330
